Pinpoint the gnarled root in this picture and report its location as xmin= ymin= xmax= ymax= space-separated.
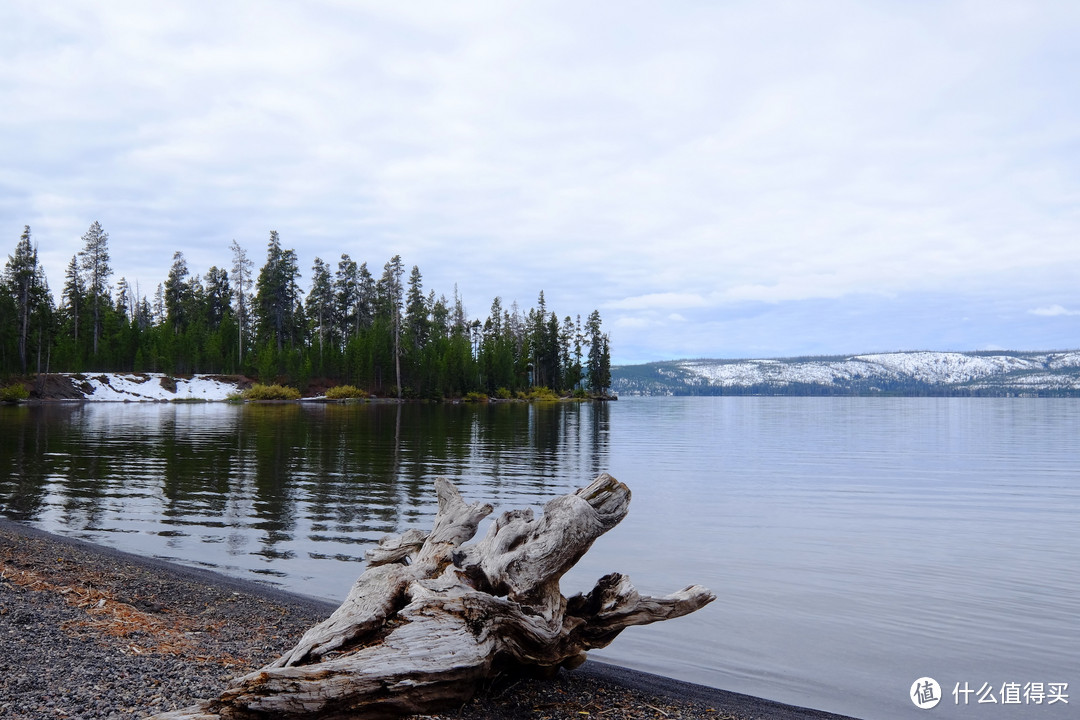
xmin=151 ymin=474 xmax=715 ymax=719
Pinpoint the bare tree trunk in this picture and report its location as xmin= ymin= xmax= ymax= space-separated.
xmin=151 ymin=474 xmax=714 ymax=719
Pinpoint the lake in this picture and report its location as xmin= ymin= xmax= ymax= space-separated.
xmin=1 ymin=397 xmax=1077 ymax=719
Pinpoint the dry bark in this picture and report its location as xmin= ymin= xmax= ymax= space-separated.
xmin=151 ymin=474 xmax=715 ymax=719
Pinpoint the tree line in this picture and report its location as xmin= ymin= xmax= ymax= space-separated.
xmin=1 ymin=223 xmax=612 ymax=398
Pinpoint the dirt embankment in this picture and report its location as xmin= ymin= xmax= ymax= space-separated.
xmin=27 ymin=374 xmax=88 ymax=400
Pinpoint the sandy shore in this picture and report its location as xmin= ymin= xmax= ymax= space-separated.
xmin=0 ymin=518 xmax=858 ymax=720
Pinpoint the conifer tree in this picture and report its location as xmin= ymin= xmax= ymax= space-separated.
xmin=334 ymin=254 xmax=360 ymax=343
xmin=78 ymin=221 xmax=111 ymax=357
xmin=306 ymin=257 xmax=334 ymax=363
xmin=255 ymin=231 xmax=304 ymax=354
xmin=357 ymin=262 xmax=375 ymax=331
xmin=152 ymin=283 xmax=165 ymax=325
xmin=379 ymin=255 xmax=405 ymax=398
xmin=62 ymin=255 xmax=83 ymax=343
xmin=164 ymin=251 xmax=191 ymax=332
xmin=586 ymin=310 xmax=611 ymax=394
xmin=229 ymin=239 xmax=253 ymax=362
xmin=204 ymin=266 xmax=232 ymax=329
xmin=114 ymin=277 xmax=134 ymax=321
xmin=5 ymin=226 xmax=40 ymax=372
xmin=405 ymin=265 xmax=429 ymax=352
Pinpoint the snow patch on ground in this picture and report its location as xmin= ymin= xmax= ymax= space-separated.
xmin=75 ymin=373 xmax=241 ymax=402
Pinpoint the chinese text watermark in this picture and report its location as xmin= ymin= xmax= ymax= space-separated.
xmin=912 ymin=678 xmax=1069 ymax=709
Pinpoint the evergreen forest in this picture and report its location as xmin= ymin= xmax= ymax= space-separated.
xmin=1 ymin=223 xmax=613 ymax=399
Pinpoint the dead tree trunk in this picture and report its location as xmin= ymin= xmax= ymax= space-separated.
xmin=152 ymin=474 xmax=715 ymax=719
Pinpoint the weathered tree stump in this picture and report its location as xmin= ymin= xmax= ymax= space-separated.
xmin=152 ymin=474 xmax=714 ymax=719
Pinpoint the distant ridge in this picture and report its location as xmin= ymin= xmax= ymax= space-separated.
xmin=612 ymin=350 xmax=1080 ymax=397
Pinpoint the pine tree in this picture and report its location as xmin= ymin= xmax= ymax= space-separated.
xmin=114 ymin=277 xmax=134 ymax=321
xmin=5 ymin=226 xmax=39 ymax=372
xmin=229 ymin=239 xmax=254 ymax=363
xmin=334 ymin=254 xmax=360 ymax=343
xmin=357 ymin=263 xmax=375 ymax=331
xmin=585 ymin=310 xmax=610 ymax=394
xmin=152 ymin=283 xmax=165 ymax=325
xmin=306 ymin=257 xmax=334 ymax=363
xmin=379 ymin=255 xmax=405 ymax=398
xmin=560 ymin=315 xmax=582 ymax=390
xmin=255 ymin=231 xmax=303 ymax=354
xmin=164 ymin=251 xmax=191 ymax=332
xmin=29 ymin=267 xmax=54 ymax=374
xmin=430 ymin=292 xmax=450 ymax=340
xmin=204 ymin=266 xmax=232 ymax=330
xmin=62 ymin=255 xmax=83 ymax=344
xmin=405 ymin=265 xmax=429 ymax=352
xmin=78 ymin=221 xmax=111 ymax=358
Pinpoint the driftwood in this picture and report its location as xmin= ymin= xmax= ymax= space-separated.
xmin=153 ymin=474 xmax=715 ymax=719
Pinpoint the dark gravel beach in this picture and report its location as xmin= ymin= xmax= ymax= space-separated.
xmin=0 ymin=519 xmax=857 ymax=720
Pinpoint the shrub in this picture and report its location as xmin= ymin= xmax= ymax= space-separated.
xmin=527 ymin=386 xmax=560 ymax=401
xmin=243 ymin=383 xmax=301 ymax=401
xmin=464 ymin=391 xmax=489 ymax=403
xmin=494 ymin=387 xmax=512 ymax=400
xmin=325 ymin=384 xmax=367 ymax=400
xmin=0 ymin=384 xmax=29 ymax=402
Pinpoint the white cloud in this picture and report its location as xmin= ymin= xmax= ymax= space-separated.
xmin=1029 ymin=305 xmax=1080 ymax=317
xmin=607 ymin=292 xmax=713 ymax=311
xmin=3 ymin=1 xmax=1080 ymax=362
xmin=613 ymin=315 xmax=661 ymax=330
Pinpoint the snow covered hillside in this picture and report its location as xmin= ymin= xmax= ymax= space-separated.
xmin=613 ymin=351 xmax=1080 ymax=396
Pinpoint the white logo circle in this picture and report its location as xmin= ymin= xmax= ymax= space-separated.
xmin=911 ymin=677 xmax=942 ymax=709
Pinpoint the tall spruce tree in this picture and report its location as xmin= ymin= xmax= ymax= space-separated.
xmin=306 ymin=257 xmax=334 ymax=362
xmin=164 ymin=251 xmax=191 ymax=332
xmin=334 ymin=254 xmax=359 ymax=342
xmin=357 ymin=262 xmax=375 ymax=331
xmin=5 ymin=226 xmax=39 ymax=372
xmin=62 ymin=255 xmax=83 ymax=343
xmin=229 ymin=239 xmax=253 ymax=363
xmin=255 ymin=231 xmax=303 ymax=354
xmin=204 ymin=266 xmax=232 ymax=329
xmin=405 ymin=265 xmax=429 ymax=352
xmin=585 ymin=309 xmax=610 ymax=394
xmin=114 ymin=277 xmax=134 ymax=321
xmin=379 ymin=255 xmax=405 ymax=398
xmin=78 ymin=221 xmax=111 ymax=357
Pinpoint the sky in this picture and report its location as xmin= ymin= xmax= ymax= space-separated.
xmin=2 ymin=1 xmax=1079 ymax=365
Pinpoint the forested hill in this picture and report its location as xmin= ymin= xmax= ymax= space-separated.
xmin=612 ymin=350 xmax=1080 ymax=397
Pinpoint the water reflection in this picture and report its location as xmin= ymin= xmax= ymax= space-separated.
xmin=3 ymin=398 xmax=1078 ymax=720
xmin=0 ymin=401 xmax=611 ymax=595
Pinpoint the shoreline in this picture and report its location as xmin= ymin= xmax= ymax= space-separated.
xmin=2 ymin=372 xmax=617 ymax=404
xmin=0 ymin=518 xmax=859 ymax=719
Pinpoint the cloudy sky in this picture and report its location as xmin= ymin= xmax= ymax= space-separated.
xmin=3 ymin=1 xmax=1079 ymax=364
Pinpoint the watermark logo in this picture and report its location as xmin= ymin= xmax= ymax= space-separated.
xmin=911 ymin=677 xmax=1070 ymax=708
xmin=912 ymin=677 xmax=942 ymax=709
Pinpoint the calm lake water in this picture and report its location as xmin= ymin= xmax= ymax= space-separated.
xmin=1 ymin=398 xmax=1077 ymax=719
